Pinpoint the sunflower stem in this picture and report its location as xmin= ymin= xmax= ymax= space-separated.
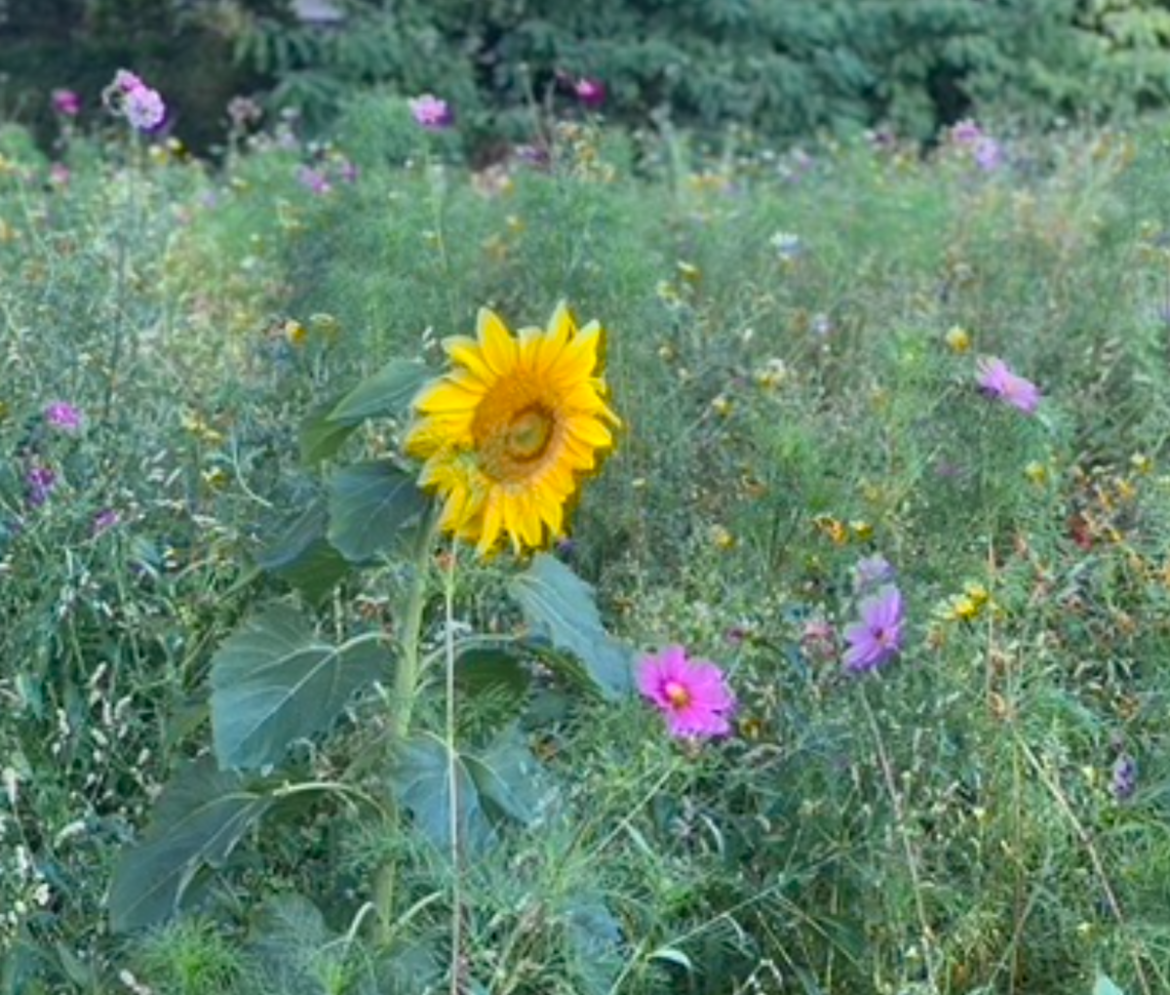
xmin=374 ymin=507 xmax=439 ymax=947
xmin=442 ymin=540 xmax=465 ymax=995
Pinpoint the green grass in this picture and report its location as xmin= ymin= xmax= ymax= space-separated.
xmin=2 ymin=101 xmax=1170 ymax=995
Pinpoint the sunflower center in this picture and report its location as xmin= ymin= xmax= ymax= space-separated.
xmin=664 ymin=680 xmax=691 ymax=709
xmin=506 ymin=406 xmax=554 ymax=462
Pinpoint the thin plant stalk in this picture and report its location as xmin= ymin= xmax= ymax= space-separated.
xmin=443 ymin=542 xmax=464 ymax=995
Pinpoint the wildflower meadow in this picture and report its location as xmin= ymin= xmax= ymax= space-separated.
xmin=4 ymin=49 xmax=1170 ymax=995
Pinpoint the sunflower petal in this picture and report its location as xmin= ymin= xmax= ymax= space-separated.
xmin=444 ymin=335 xmax=496 ymax=384
xmin=477 ymin=308 xmax=518 ymax=376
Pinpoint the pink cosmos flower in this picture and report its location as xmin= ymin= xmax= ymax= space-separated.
xmin=52 ymin=89 xmax=81 ymax=116
xmin=976 ymin=357 xmax=1040 ymax=414
xmin=93 ymin=508 xmax=121 ymax=534
xmin=44 ymin=401 xmax=82 ymax=431
xmin=297 ymin=165 xmax=331 ymax=195
xmin=26 ymin=466 xmax=57 ymax=507
xmin=950 ymin=119 xmax=984 ymax=146
xmin=104 ymin=69 xmax=166 ymax=132
xmin=637 ymin=645 xmax=735 ymax=739
xmin=574 ymin=77 xmax=606 ymax=109
xmin=843 ymin=585 xmax=904 ymax=672
xmin=408 ymin=94 xmax=453 ymax=130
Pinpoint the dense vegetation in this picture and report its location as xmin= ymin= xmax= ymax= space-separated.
xmin=8 ymin=0 xmax=1170 ymax=156
xmin=4 ymin=16 xmax=1170 ymax=995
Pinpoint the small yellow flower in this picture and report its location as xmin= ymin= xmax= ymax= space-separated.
xmin=1024 ymin=461 xmax=1048 ymax=486
xmin=710 ymin=524 xmax=736 ymax=550
xmin=944 ymin=325 xmax=971 ymax=353
xmin=676 ymin=261 xmax=702 ymax=284
xmin=710 ymin=394 xmax=732 ymax=417
xmin=283 ymin=319 xmax=308 ymax=346
xmin=202 ymin=466 xmax=230 ymax=489
xmin=1131 ymin=452 xmax=1153 ymax=475
xmin=849 ymin=520 xmax=873 ymax=542
xmin=813 ymin=514 xmax=848 ymax=545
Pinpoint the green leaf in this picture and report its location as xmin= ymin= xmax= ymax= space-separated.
xmin=326 ymin=460 xmax=430 ymax=563
xmin=561 ymin=892 xmax=624 ymax=995
xmin=455 ymin=647 xmax=531 ymax=737
xmin=328 ymin=359 xmax=430 ymax=424
xmin=1094 ymin=975 xmax=1127 ymax=995
xmin=108 ymin=759 xmax=272 ymax=932
xmin=388 ymin=729 xmax=542 ymax=853
xmin=388 ymin=732 xmax=491 ymax=853
xmin=508 ymin=554 xmax=633 ymax=700
xmin=248 ymin=894 xmax=339 ymax=995
xmin=299 ymin=396 xmax=359 ymax=466
xmin=463 ymin=729 xmax=545 ymax=826
xmin=256 ymin=501 xmax=350 ymax=603
xmin=211 ymin=605 xmax=389 ymax=770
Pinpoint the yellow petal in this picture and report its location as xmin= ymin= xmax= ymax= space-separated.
xmin=444 ymin=335 xmax=496 ymax=384
xmin=477 ymin=308 xmax=518 ymax=376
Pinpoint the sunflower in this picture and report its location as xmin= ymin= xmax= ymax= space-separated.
xmin=406 ymin=303 xmax=621 ymax=555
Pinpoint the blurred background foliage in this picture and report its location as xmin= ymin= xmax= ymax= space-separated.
xmin=6 ymin=0 xmax=1170 ymax=157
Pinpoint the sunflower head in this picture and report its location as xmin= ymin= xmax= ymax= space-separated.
xmin=405 ymin=303 xmax=620 ymax=556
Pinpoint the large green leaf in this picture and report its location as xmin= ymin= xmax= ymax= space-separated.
xmin=508 ymin=554 xmax=633 ymax=700
xmin=388 ymin=730 xmax=543 ymax=853
xmin=211 ymin=605 xmax=389 ymax=770
xmin=108 ymin=759 xmax=272 ymax=932
xmin=326 ymin=461 xmax=431 ymax=563
xmin=388 ymin=732 xmax=490 ymax=853
xmin=328 ymin=359 xmax=430 ymax=423
xmin=561 ymin=892 xmax=624 ymax=995
xmin=299 ymin=396 xmax=360 ymax=466
xmin=463 ymin=729 xmax=545 ymax=826
xmin=255 ymin=501 xmax=349 ymax=603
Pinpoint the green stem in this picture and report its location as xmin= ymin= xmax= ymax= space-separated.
xmin=443 ymin=541 xmax=463 ymax=995
xmin=374 ymin=510 xmax=439 ymax=945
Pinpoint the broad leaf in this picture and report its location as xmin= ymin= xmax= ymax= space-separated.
xmin=328 ymin=359 xmax=430 ymax=424
xmin=108 ymin=759 xmax=272 ymax=932
xmin=248 ymin=894 xmax=338 ymax=995
xmin=211 ymin=605 xmax=389 ymax=770
xmin=300 ymin=396 xmax=360 ymax=466
xmin=454 ymin=647 xmax=531 ymax=736
xmin=256 ymin=501 xmax=350 ymax=603
xmin=463 ymin=729 xmax=545 ymax=826
xmin=388 ymin=730 xmax=542 ymax=853
xmin=326 ymin=461 xmax=430 ymax=563
xmin=562 ymin=892 xmax=624 ymax=995
xmin=388 ymin=732 xmax=490 ymax=853
xmin=509 ymin=554 xmax=633 ymax=699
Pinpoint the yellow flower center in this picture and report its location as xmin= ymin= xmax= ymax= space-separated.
xmin=664 ymin=680 xmax=691 ymax=709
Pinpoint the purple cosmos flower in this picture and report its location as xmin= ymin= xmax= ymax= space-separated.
xmin=951 ymin=119 xmax=984 ymax=147
xmin=44 ymin=401 xmax=82 ymax=431
xmin=843 ymin=585 xmax=905 ymax=672
xmin=52 ymin=89 xmax=81 ymax=117
xmin=49 ymin=163 xmax=71 ymax=187
xmin=977 ymin=357 xmax=1041 ymax=414
xmin=574 ymin=77 xmax=606 ymax=109
xmin=26 ymin=466 xmax=57 ymax=506
xmin=297 ymin=165 xmax=331 ymax=195
xmin=93 ymin=508 xmax=121 ymax=534
xmin=1112 ymin=754 xmax=1137 ymax=801
xmin=408 ymin=94 xmax=453 ymax=130
xmin=853 ymin=554 xmax=895 ymax=594
xmin=637 ymin=645 xmax=735 ymax=739
xmin=973 ymin=136 xmax=1003 ymax=172
xmin=104 ymin=69 xmax=165 ymax=132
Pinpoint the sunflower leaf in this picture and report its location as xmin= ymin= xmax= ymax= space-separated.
xmin=255 ymin=500 xmax=350 ymax=604
xmin=326 ymin=460 xmax=431 ymax=563
xmin=210 ymin=605 xmax=389 ymax=770
xmin=508 ymin=554 xmax=633 ymax=700
xmin=299 ymin=396 xmax=359 ymax=466
xmin=328 ymin=359 xmax=431 ymax=424
xmin=108 ymin=759 xmax=272 ymax=932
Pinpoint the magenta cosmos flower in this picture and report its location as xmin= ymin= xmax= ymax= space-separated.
xmin=44 ymin=401 xmax=82 ymax=431
xmin=637 ymin=646 xmax=735 ymax=739
xmin=408 ymin=94 xmax=453 ymax=130
xmin=574 ymin=77 xmax=606 ymax=109
xmin=52 ymin=89 xmax=81 ymax=116
xmin=977 ymin=357 xmax=1040 ymax=414
xmin=104 ymin=69 xmax=166 ymax=132
xmin=843 ymin=585 xmax=905 ymax=673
